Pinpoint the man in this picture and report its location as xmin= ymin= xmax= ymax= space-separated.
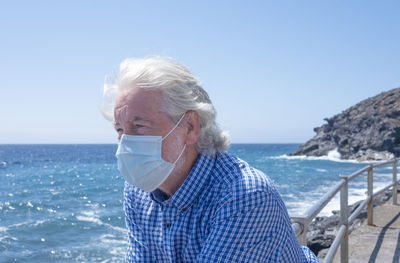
xmin=101 ymin=57 xmax=319 ymax=262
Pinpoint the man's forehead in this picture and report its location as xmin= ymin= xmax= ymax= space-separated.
xmin=115 ymin=89 xmax=163 ymax=108
xmin=115 ymin=88 xmax=159 ymax=109
xmin=114 ymin=90 xmax=169 ymax=125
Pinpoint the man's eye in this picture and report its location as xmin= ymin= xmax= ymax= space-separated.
xmin=130 ymin=124 xmax=145 ymax=129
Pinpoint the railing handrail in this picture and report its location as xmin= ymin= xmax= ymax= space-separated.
xmin=303 ymin=179 xmax=346 ymax=222
xmin=291 ymin=157 xmax=400 ymax=263
xmin=348 ymin=165 xmax=371 ymax=182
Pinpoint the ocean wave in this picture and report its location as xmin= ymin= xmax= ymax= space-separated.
xmin=76 ymin=210 xmax=126 ymax=234
xmin=0 ymin=234 xmax=18 ymax=242
xmin=76 ymin=210 xmax=102 ymax=225
xmin=270 ymin=149 xmax=398 ymax=166
xmin=99 ymin=234 xmax=126 ymax=245
xmin=76 ymin=215 xmax=103 ymax=225
xmin=270 ymin=152 xmax=366 ymax=164
xmin=2 ymin=219 xmax=50 ymax=232
xmin=287 ymin=179 xmax=394 ymax=217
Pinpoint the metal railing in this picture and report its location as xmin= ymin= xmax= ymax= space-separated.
xmin=291 ymin=158 xmax=399 ymax=263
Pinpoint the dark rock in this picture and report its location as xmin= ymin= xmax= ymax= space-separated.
xmin=290 ymin=88 xmax=400 ymax=160
xmin=307 ymin=234 xmax=335 ymax=253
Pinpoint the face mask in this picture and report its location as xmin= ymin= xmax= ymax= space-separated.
xmin=115 ymin=114 xmax=186 ymax=192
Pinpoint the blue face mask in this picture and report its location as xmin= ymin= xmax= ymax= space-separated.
xmin=115 ymin=114 xmax=186 ymax=192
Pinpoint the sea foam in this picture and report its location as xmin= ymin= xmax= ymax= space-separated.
xmin=271 ymin=150 xmax=368 ymax=164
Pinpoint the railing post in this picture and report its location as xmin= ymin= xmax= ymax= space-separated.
xmin=367 ymin=165 xmax=374 ymax=226
xmin=300 ymin=222 xmax=308 ymax=246
xmin=339 ymin=175 xmax=349 ymax=263
xmin=292 ymin=217 xmax=308 ymax=246
xmin=394 ymin=160 xmax=398 ymax=205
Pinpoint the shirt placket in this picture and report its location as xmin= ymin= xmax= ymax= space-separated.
xmin=162 ymin=201 xmax=179 ymax=262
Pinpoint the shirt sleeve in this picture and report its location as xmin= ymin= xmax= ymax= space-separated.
xmin=302 ymin=246 xmax=320 ymax=262
xmin=195 ymin=190 xmax=320 ymax=263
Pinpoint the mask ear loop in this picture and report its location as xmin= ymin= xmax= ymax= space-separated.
xmin=173 ymin=144 xmax=186 ymax=165
xmin=162 ymin=113 xmax=186 ymax=140
xmin=162 ymin=113 xmax=187 ymax=164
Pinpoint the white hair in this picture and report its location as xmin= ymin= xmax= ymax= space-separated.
xmin=101 ymin=56 xmax=230 ymax=155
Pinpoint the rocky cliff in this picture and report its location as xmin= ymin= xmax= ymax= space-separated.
xmin=290 ymin=88 xmax=400 ymax=161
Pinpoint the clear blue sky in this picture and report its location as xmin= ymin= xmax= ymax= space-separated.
xmin=1 ymin=1 xmax=399 ymax=144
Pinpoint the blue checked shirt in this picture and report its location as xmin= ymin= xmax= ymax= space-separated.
xmin=123 ymin=153 xmax=320 ymax=262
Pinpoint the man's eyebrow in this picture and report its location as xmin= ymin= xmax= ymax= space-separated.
xmin=113 ymin=117 xmax=153 ymax=127
xmin=127 ymin=117 xmax=153 ymax=123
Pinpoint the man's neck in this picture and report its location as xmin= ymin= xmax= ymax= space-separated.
xmin=159 ymin=147 xmax=199 ymax=197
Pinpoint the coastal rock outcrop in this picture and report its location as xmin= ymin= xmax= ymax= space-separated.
xmin=290 ymin=88 xmax=400 ymax=160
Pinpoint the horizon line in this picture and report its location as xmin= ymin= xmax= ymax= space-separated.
xmin=0 ymin=142 xmax=304 ymax=145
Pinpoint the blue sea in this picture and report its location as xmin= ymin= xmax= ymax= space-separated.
xmin=0 ymin=144 xmax=396 ymax=262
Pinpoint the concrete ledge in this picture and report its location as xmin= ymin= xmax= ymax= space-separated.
xmin=320 ymin=195 xmax=400 ymax=262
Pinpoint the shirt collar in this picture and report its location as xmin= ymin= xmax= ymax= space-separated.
xmin=151 ymin=188 xmax=170 ymax=204
xmin=168 ymin=153 xmax=216 ymax=212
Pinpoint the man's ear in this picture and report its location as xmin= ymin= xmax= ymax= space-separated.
xmin=185 ymin=110 xmax=200 ymax=146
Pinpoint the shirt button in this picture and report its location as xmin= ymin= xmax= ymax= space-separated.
xmin=165 ymin=223 xmax=171 ymax=228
